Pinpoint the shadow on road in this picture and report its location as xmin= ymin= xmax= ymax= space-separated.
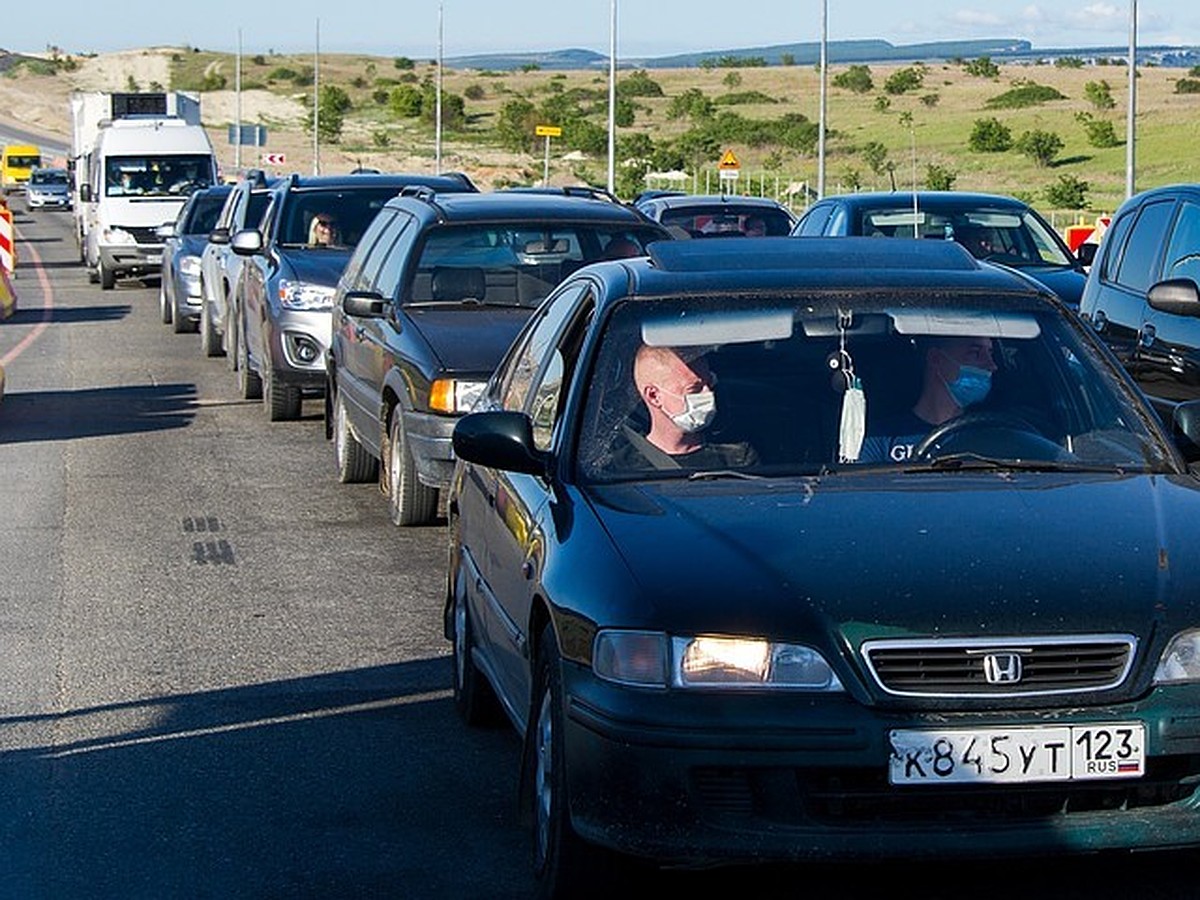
xmin=0 ymin=382 xmax=199 ymax=443
xmin=3 ymin=304 xmax=131 ymax=325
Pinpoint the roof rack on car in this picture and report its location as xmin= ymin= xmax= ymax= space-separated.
xmin=398 ymin=184 xmax=452 ymax=218
xmin=245 ymin=167 xmax=270 ymax=187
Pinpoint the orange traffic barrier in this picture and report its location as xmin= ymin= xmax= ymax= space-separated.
xmin=0 ymin=264 xmax=15 ymax=319
xmin=0 ymin=201 xmax=14 ymax=277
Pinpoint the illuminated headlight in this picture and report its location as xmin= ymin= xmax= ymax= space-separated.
xmin=278 ymin=279 xmax=336 ymax=310
xmin=102 ymin=226 xmax=137 ymax=245
xmin=430 ymin=378 xmax=486 ymax=414
xmin=1154 ymin=629 xmax=1200 ymax=683
xmin=593 ymin=630 xmax=844 ymax=691
xmin=179 ymin=255 xmax=202 ymax=278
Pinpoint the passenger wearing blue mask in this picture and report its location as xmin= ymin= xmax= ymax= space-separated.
xmin=860 ymin=335 xmax=998 ymax=463
xmin=610 ymin=343 xmax=758 ymax=471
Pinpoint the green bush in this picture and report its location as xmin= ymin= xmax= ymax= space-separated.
xmin=964 ymin=57 xmax=999 ymax=78
xmin=884 ymin=66 xmax=925 ymax=95
xmin=833 ymin=65 xmax=873 ymax=94
xmin=1045 ymin=173 xmax=1089 ymax=209
xmin=985 ymin=83 xmax=1067 ymax=109
xmin=924 ymin=163 xmax=957 ymax=191
xmin=968 ymin=117 xmax=1013 ymax=152
xmin=1014 ymin=129 xmax=1064 ymax=167
xmin=1084 ymin=80 xmax=1116 ymax=110
xmin=617 ymin=69 xmax=664 ymax=98
xmin=1175 ymin=79 xmax=1200 ymax=94
xmin=713 ymin=91 xmax=778 ymax=106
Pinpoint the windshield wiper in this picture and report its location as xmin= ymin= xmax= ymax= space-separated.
xmin=686 ymin=469 xmax=768 ymax=481
xmin=904 ymin=453 xmax=1133 ymax=473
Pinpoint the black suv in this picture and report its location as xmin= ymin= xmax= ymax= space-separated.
xmin=326 ymin=187 xmax=671 ymax=525
xmin=1079 ymin=183 xmax=1200 ymax=417
xmin=229 ymin=171 xmax=477 ymax=420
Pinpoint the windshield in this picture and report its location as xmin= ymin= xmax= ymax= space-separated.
xmin=407 ymin=223 xmax=664 ymax=308
xmin=5 ymin=154 xmax=40 ymax=169
xmin=278 ymin=188 xmax=405 ymax=249
xmin=31 ymin=169 xmax=68 ymax=186
xmin=577 ymin=293 xmax=1171 ymax=483
xmin=659 ymin=206 xmax=794 ymax=237
xmin=105 ymin=155 xmax=215 ymax=198
xmin=183 ymin=193 xmax=229 ymax=235
xmin=857 ymin=205 xmax=1074 ymax=267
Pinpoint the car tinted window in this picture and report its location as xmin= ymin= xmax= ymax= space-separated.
xmin=500 ymin=282 xmax=590 ymax=415
xmin=372 ymin=216 xmax=416 ymax=301
xmin=1114 ymin=199 xmax=1174 ymax=293
xmin=576 ymin=295 xmax=1169 ymax=482
xmin=184 ymin=194 xmax=228 ymax=235
xmin=1163 ymin=200 xmax=1200 ymax=284
xmin=658 ymin=207 xmax=793 ymax=237
xmin=343 ymin=209 xmax=398 ymax=292
xmin=794 ymin=203 xmax=834 ymax=236
xmin=1098 ymin=205 xmax=1136 ymax=284
xmin=279 ymin=188 xmax=403 ymax=248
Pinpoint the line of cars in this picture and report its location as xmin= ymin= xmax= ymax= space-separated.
xmin=151 ymin=175 xmax=1200 ymax=893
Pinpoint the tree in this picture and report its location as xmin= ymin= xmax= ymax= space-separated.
xmin=968 ymin=117 xmax=1012 ymax=152
xmin=666 ymin=88 xmax=714 ymax=121
xmin=832 ymin=64 xmax=873 ymax=94
xmin=494 ymin=97 xmax=539 ymax=154
xmin=1045 ymin=174 xmax=1089 ymax=210
xmin=1084 ymin=80 xmax=1116 ymax=110
xmin=924 ymin=163 xmax=957 ymax=191
xmin=964 ymin=57 xmax=1000 ymax=78
xmin=884 ymin=66 xmax=924 ymax=95
xmin=389 ymin=84 xmax=423 ymax=118
xmin=862 ymin=140 xmax=890 ymax=176
xmin=722 ymin=71 xmax=742 ymax=89
xmin=1076 ymin=113 xmax=1120 ymax=149
xmin=1015 ymin=129 xmax=1064 ymax=167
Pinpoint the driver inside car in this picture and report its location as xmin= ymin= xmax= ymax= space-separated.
xmin=859 ymin=335 xmax=998 ymax=463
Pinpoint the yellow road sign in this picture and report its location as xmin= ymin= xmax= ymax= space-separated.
xmin=718 ymin=149 xmax=741 ymax=170
xmin=536 ymin=125 xmax=562 ymax=137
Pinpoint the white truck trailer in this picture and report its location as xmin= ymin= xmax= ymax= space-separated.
xmin=70 ymin=92 xmax=218 ymax=289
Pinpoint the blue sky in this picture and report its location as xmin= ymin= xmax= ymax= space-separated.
xmin=6 ymin=1 xmax=1197 ymax=58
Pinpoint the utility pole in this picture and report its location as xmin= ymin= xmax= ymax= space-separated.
xmin=607 ymin=0 xmax=617 ymax=194
xmin=436 ymin=0 xmax=443 ymax=174
xmin=313 ymin=18 xmax=320 ymax=176
xmin=235 ymin=28 xmax=242 ymax=173
xmin=1126 ymin=0 xmax=1137 ymax=199
xmin=817 ymin=0 xmax=827 ymax=199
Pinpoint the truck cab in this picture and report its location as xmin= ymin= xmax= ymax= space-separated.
xmin=1 ymin=144 xmax=42 ymax=195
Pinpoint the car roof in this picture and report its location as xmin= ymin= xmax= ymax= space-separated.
xmin=390 ymin=189 xmax=666 ymax=225
xmin=590 ymin=236 xmax=1053 ymax=304
xmin=644 ymin=193 xmax=793 ymax=211
xmin=816 ymin=190 xmax=1030 ymax=210
xmin=272 ymin=171 xmax=477 ymax=194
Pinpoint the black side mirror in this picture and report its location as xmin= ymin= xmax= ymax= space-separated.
xmin=341 ymin=290 xmax=387 ymax=318
xmin=1076 ymin=242 xmax=1098 ymax=268
xmin=79 ymin=183 xmax=92 ymax=203
xmin=1172 ymin=400 xmax=1200 ymax=463
xmin=452 ymin=411 xmax=546 ymax=475
xmin=1148 ymin=279 xmax=1200 ymax=318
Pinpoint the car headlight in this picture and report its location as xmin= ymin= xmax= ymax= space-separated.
xmin=430 ymin=379 xmax=487 ymax=414
xmin=593 ymin=630 xmax=844 ymax=691
xmin=1154 ymin=629 xmax=1200 ymax=683
xmin=179 ymin=255 xmax=202 ymax=278
xmin=102 ymin=226 xmax=137 ymax=245
xmin=278 ymin=279 xmax=336 ymax=310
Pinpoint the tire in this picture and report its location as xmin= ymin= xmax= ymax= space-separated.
xmin=387 ymin=411 xmax=439 ymax=527
xmin=224 ymin=302 xmax=239 ymax=372
xmin=528 ymin=624 xmax=615 ymax=900
xmin=99 ymin=259 xmax=115 ymax=290
xmin=200 ymin=299 xmax=224 ymax=358
xmin=265 ymin=358 xmax=302 ymax=421
xmin=333 ymin=392 xmax=378 ymax=484
xmin=159 ymin=281 xmax=173 ymax=324
xmin=451 ymin=564 xmax=503 ymax=727
xmin=237 ymin=325 xmax=263 ymax=400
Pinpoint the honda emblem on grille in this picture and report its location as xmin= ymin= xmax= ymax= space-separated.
xmin=983 ymin=652 xmax=1023 ymax=684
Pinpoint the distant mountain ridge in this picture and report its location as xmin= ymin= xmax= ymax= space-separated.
xmin=447 ymin=36 xmax=1200 ymax=71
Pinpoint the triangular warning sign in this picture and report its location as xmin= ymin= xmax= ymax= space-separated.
xmin=718 ymin=149 xmax=740 ymax=170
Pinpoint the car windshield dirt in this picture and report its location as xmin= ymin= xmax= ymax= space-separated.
xmin=576 ymin=293 xmax=1171 ymax=483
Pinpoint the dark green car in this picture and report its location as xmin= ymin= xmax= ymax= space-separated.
xmin=447 ymin=236 xmax=1200 ymax=898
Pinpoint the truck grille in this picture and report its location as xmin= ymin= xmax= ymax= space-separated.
xmin=125 ymin=226 xmax=162 ymax=245
xmin=861 ymin=635 xmax=1136 ymax=697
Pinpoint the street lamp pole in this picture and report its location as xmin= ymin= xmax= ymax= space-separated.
xmin=817 ymin=0 xmax=827 ymax=200
xmin=235 ymin=28 xmax=242 ymax=173
xmin=313 ymin=18 xmax=320 ymax=176
xmin=1126 ymin=0 xmax=1137 ymax=199
xmin=607 ymin=0 xmax=617 ymax=194
xmin=436 ymin=0 xmax=444 ymax=174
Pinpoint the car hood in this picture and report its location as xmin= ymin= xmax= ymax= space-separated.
xmin=406 ymin=306 xmax=535 ymax=372
xmin=275 ymin=248 xmax=354 ymax=286
xmin=1013 ymin=264 xmax=1087 ymax=307
xmin=585 ymin=472 xmax=1200 ymax=644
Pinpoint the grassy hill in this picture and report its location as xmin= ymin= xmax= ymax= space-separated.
xmin=6 ymin=46 xmax=1200 ymax=221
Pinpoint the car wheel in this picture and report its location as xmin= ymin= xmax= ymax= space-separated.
xmin=333 ymin=392 xmax=378 ymax=484
xmin=528 ymin=624 xmax=616 ymax=900
xmin=237 ymin=325 xmax=263 ymax=400
xmin=99 ymin=259 xmax=115 ymax=290
xmin=387 ymin=411 xmax=438 ymax=527
xmin=451 ymin=566 xmax=503 ymax=727
xmin=225 ymin=300 xmax=239 ymax=372
xmin=264 ymin=359 xmax=302 ymax=421
xmin=200 ymin=299 xmax=224 ymax=358
xmin=159 ymin=280 xmax=173 ymax=324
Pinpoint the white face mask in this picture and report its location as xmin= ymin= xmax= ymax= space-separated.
xmin=661 ymin=386 xmax=717 ymax=433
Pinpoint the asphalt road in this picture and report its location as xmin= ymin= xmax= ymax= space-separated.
xmin=1 ymin=199 xmax=1197 ymax=900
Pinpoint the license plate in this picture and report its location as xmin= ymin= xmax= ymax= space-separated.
xmin=146 ymin=255 xmax=162 ymax=265
xmin=889 ymin=723 xmax=1145 ymax=785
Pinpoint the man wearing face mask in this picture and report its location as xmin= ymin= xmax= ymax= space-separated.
xmin=859 ymin=335 xmax=998 ymax=463
xmin=613 ymin=344 xmax=758 ymax=470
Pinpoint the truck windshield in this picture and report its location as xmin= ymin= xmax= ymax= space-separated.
xmin=105 ymin=155 xmax=214 ymax=198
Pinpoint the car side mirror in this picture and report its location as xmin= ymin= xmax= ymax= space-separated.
xmin=1076 ymin=242 xmax=1098 ymax=268
xmin=341 ymin=290 xmax=388 ymax=318
xmin=230 ymin=229 xmax=263 ymax=256
xmin=209 ymin=226 xmax=230 ymax=245
xmin=79 ymin=183 xmax=91 ymax=203
xmin=452 ymin=411 xmax=547 ymax=475
xmin=1148 ymin=279 xmax=1200 ymax=317
xmin=156 ymin=222 xmax=176 ymax=239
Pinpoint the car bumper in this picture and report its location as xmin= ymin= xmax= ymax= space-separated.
xmin=266 ymin=308 xmax=332 ymax=391
xmin=559 ymin=662 xmax=1200 ymax=865
xmin=100 ymin=243 xmax=163 ymax=275
xmin=402 ymin=408 xmax=458 ymax=489
xmin=27 ymin=195 xmax=70 ymax=209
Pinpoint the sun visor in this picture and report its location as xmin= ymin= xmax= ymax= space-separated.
xmin=888 ymin=310 xmax=1041 ymax=339
xmin=642 ymin=308 xmax=794 ymax=347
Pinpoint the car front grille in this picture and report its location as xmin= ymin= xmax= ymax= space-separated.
xmin=126 ymin=226 xmax=162 ymax=245
xmin=861 ymin=635 xmax=1135 ymax=698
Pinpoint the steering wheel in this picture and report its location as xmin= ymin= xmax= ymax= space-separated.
xmin=911 ymin=409 xmax=1046 ymax=461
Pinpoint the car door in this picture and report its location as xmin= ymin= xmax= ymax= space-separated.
xmin=464 ymin=281 xmax=593 ymax=708
xmin=1144 ymin=197 xmax=1200 ymax=401
xmin=1089 ymin=198 xmax=1175 ymax=389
